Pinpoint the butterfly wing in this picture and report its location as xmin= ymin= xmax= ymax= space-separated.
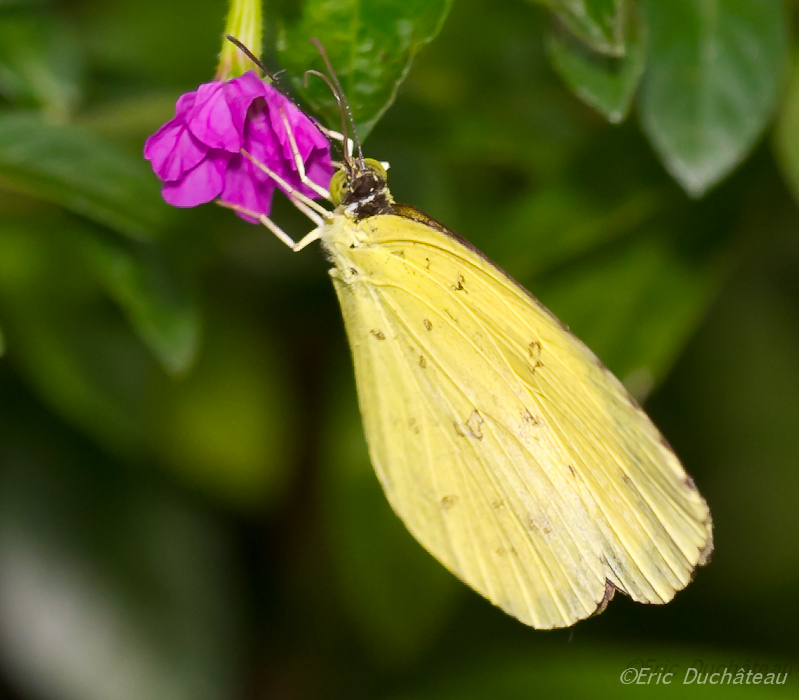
xmin=323 ymin=208 xmax=713 ymax=629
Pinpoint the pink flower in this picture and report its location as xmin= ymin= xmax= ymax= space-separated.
xmin=144 ymin=70 xmax=332 ymax=221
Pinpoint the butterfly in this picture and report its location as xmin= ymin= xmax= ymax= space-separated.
xmin=223 ymin=40 xmax=713 ymax=628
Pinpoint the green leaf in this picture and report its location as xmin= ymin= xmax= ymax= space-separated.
xmin=546 ymin=1 xmax=646 ymax=123
xmin=0 ymin=215 xmax=177 ymax=454
xmin=275 ymin=0 xmax=453 ymax=137
xmin=638 ymin=0 xmax=789 ymax=197
xmin=0 ymin=215 xmax=294 ymax=508
xmin=0 ymin=11 xmax=83 ymax=120
xmin=772 ymin=55 xmax=799 ymax=206
xmin=82 ymin=0 xmax=223 ymax=87
xmin=535 ymin=0 xmax=629 ymax=56
xmin=493 ymin=184 xmax=666 ymax=278
xmin=0 ymin=112 xmax=169 ymax=240
xmin=78 ymin=232 xmax=201 ymax=376
xmin=532 ymin=222 xmax=729 ymax=399
xmin=146 ymin=305 xmax=295 ymax=512
xmin=0 ymin=404 xmax=244 ymax=700
xmin=319 ymin=372 xmax=461 ymax=663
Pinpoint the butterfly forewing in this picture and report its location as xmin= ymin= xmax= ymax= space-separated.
xmin=322 ymin=207 xmax=713 ymax=628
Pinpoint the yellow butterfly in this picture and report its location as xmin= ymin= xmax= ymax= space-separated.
xmin=226 ymin=48 xmax=713 ymax=628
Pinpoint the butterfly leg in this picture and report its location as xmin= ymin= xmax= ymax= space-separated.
xmin=277 ymin=106 xmax=335 ymax=201
xmin=239 ymin=148 xmax=330 ymax=222
xmin=215 ymin=200 xmax=299 ymax=248
xmin=215 ymin=199 xmax=324 ymax=252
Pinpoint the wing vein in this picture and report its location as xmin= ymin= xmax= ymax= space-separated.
xmin=374 ymin=284 xmax=595 ymax=624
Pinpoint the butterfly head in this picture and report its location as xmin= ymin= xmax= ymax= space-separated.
xmin=330 ymin=158 xmax=394 ymax=219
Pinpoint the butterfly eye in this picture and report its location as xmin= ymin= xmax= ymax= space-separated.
xmin=362 ymin=158 xmax=387 ymax=180
xmin=329 ymin=168 xmax=348 ymax=205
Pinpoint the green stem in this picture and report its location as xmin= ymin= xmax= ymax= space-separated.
xmin=216 ymin=0 xmax=263 ymax=80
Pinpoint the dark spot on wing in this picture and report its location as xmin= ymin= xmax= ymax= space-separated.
xmin=349 ymin=268 xmax=358 ymax=276
xmin=370 ymin=330 xmax=386 ymax=340
xmin=521 ymin=409 xmax=540 ymax=426
xmin=684 ymin=476 xmax=696 ymax=490
xmin=391 ymin=249 xmax=405 ymax=258
xmin=409 ymin=417 xmax=420 ymax=435
xmin=419 ymin=355 xmax=427 ymax=369
xmin=527 ymin=516 xmax=552 ymax=535
xmin=466 ymin=410 xmax=484 ymax=440
xmin=527 ymin=341 xmax=544 ymax=373
xmin=452 ymin=274 xmax=467 ymax=292
xmin=567 ymin=464 xmax=575 ymax=477
xmin=492 ymin=499 xmax=505 ymax=510
xmin=423 ymin=319 xmax=433 ymax=332
xmin=440 ymin=495 xmax=458 ymax=510
xmin=453 ymin=421 xmax=466 ymax=438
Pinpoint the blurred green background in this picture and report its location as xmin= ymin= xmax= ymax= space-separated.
xmin=0 ymin=0 xmax=798 ymax=698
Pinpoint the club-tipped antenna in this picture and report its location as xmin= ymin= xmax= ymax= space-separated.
xmin=225 ymin=35 xmax=270 ymax=75
xmin=309 ymin=37 xmax=365 ymax=168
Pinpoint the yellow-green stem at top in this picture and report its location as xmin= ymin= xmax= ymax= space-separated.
xmin=216 ymin=0 xmax=262 ymax=80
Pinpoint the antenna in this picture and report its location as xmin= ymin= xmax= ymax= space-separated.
xmin=226 ymin=35 xmax=271 ymax=76
xmin=309 ymin=37 xmax=365 ymax=168
xmin=304 ymin=68 xmax=353 ymax=170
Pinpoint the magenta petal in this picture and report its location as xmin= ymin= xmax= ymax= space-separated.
xmin=143 ymin=91 xmax=205 ymax=179
xmin=220 ymin=71 xmax=273 ymax=148
xmin=304 ymin=154 xmax=333 ymax=191
xmin=226 ymin=71 xmax=270 ymax=110
xmin=219 ymin=153 xmax=276 ymax=221
xmin=187 ymin=80 xmax=244 ymax=152
xmin=161 ymin=151 xmax=230 ymax=207
xmin=265 ymin=88 xmax=328 ymax=164
xmin=291 ymin=125 xmax=330 ymax=168
xmin=174 ymin=91 xmax=197 ymax=118
xmin=268 ymin=143 xmax=333 ymax=198
xmin=186 ymin=71 xmax=271 ymax=152
xmin=144 ymin=122 xmax=207 ymax=181
xmin=144 ymin=119 xmax=180 ymax=162
xmin=243 ymin=110 xmax=280 ymax=169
